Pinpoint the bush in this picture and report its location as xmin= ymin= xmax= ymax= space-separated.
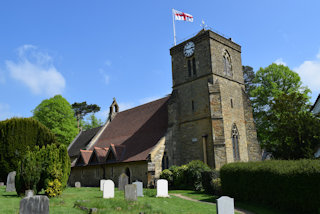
xmin=160 ymin=160 xmax=211 ymax=191
xmin=220 ymin=160 xmax=320 ymax=214
xmin=45 ymin=179 xmax=62 ymax=197
xmin=185 ymin=160 xmax=210 ymax=191
xmin=201 ymin=169 xmax=220 ymax=194
xmin=15 ymin=149 xmax=42 ymax=196
xmin=159 ymin=169 xmax=173 ymax=187
xmin=0 ymin=118 xmax=57 ymax=182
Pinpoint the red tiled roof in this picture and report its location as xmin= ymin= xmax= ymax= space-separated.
xmin=91 ymin=96 xmax=169 ymax=162
xmin=76 ymin=150 xmax=93 ymax=165
xmin=92 ymin=147 xmax=109 ymax=163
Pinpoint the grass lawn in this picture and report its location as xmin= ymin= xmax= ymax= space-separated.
xmin=170 ymin=190 xmax=289 ymax=214
xmin=0 ymin=186 xmax=217 ymax=214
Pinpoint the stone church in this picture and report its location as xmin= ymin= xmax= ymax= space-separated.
xmin=68 ymin=29 xmax=261 ymax=187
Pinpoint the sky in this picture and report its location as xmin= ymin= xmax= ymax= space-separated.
xmin=1 ymin=1 xmax=320 ymax=121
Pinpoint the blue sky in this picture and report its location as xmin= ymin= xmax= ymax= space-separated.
xmin=1 ymin=1 xmax=320 ymax=121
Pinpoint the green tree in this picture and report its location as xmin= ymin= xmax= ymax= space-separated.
xmin=82 ymin=114 xmax=103 ymax=130
xmin=265 ymin=92 xmax=320 ymax=159
xmin=0 ymin=118 xmax=57 ymax=182
xmin=242 ymin=65 xmax=255 ymax=97
xmin=71 ymin=102 xmax=100 ymax=130
xmin=33 ymin=95 xmax=78 ymax=146
xmin=251 ymin=63 xmax=314 ymax=158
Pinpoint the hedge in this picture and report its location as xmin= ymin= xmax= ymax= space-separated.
xmin=220 ymin=160 xmax=320 ymax=214
xmin=0 ymin=118 xmax=57 ymax=182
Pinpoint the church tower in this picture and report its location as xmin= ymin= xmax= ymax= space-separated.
xmin=165 ymin=29 xmax=261 ymax=169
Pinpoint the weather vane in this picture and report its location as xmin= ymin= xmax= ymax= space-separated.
xmin=201 ymin=19 xmax=207 ymax=30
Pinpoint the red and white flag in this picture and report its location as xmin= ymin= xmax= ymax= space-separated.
xmin=173 ymin=9 xmax=193 ymax=22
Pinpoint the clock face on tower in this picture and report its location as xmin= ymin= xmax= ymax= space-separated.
xmin=184 ymin=41 xmax=195 ymax=57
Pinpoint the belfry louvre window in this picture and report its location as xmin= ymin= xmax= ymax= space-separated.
xmin=231 ymin=124 xmax=240 ymax=161
xmin=223 ymin=51 xmax=232 ymax=77
xmin=187 ymin=58 xmax=197 ymax=77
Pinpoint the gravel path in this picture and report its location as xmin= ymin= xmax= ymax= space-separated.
xmin=170 ymin=193 xmax=255 ymax=214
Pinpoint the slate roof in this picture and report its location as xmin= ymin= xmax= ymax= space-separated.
xmin=92 ymin=96 xmax=169 ymax=162
xmin=72 ymin=96 xmax=169 ymax=167
xmin=68 ymin=126 xmax=102 ymax=158
xmin=311 ymin=94 xmax=320 ymax=114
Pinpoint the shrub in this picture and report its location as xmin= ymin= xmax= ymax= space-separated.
xmin=220 ymin=160 xmax=320 ymax=214
xmin=185 ymin=160 xmax=210 ymax=191
xmin=45 ymin=179 xmax=62 ymax=197
xmin=0 ymin=118 xmax=57 ymax=182
xmin=159 ymin=169 xmax=173 ymax=187
xmin=201 ymin=169 xmax=220 ymax=194
xmin=211 ymin=178 xmax=221 ymax=196
xmin=169 ymin=164 xmax=188 ymax=189
xmin=15 ymin=148 xmax=42 ymax=196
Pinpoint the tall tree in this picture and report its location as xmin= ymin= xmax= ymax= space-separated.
xmin=251 ymin=63 xmax=312 ymax=157
xmin=71 ymin=102 xmax=100 ymax=130
xmin=33 ymin=95 xmax=78 ymax=146
xmin=242 ymin=65 xmax=255 ymax=97
xmin=82 ymin=114 xmax=103 ymax=131
xmin=264 ymin=92 xmax=320 ymax=159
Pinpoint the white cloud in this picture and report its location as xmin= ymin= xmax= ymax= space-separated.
xmin=0 ymin=70 xmax=5 ymax=84
xmin=0 ymin=103 xmax=17 ymax=120
xmin=294 ymin=51 xmax=320 ymax=95
xmin=6 ymin=45 xmax=65 ymax=96
xmin=274 ymin=58 xmax=287 ymax=66
xmin=105 ymin=60 xmax=112 ymax=67
xmin=99 ymin=69 xmax=110 ymax=85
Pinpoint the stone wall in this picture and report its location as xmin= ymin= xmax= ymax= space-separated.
xmin=69 ymin=161 xmax=148 ymax=187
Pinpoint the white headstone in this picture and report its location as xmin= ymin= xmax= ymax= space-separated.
xmin=6 ymin=171 xmax=16 ymax=192
xmin=103 ymin=180 xmax=114 ymax=199
xmin=132 ymin=181 xmax=144 ymax=197
xmin=216 ymin=196 xmax=234 ymax=214
xmin=100 ymin=179 xmax=107 ymax=191
xmin=75 ymin=181 xmax=81 ymax=188
xmin=156 ymin=179 xmax=169 ymax=197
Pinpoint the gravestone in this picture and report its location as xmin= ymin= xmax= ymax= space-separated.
xmin=156 ymin=179 xmax=169 ymax=197
xmin=216 ymin=196 xmax=234 ymax=214
xmin=6 ymin=171 xmax=16 ymax=192
xmin=19 ymin=195 xmax=49 ymax=214
xmin=103 ymin=180 xmax=115 ymax=199
xmin=0 ymin=182 xmax=4 ymax=186
xmin=132 ymin=181 xmax=144 ymax=197
xmin=100 ymin=179 xmax=107 ymax=191
xmin=124 ymin=184 xmax=137 ymax=201
xmin=75 ymin=181 xmax=81 ymax=188
xmin=118 ymin=173 xmax=128 ymax=191
xmin=25 ymin=190 xmax=34 ymax=197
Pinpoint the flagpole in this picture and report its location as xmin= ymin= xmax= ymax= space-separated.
xmin=172 ymin=9 xmax=176 ymax=46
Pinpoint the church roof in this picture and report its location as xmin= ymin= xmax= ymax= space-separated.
xmin=68 ymin=126 xmax=102 ymax=158
xmin=72 ymin=96 xmax=169 ymax=166
xmin=311 ymin=94 xmax=320 ymax=114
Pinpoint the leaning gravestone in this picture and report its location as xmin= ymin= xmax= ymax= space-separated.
xmin=156 ymin=179 xmax=169 ymax=197
xmin=25 ymin=190 xmax=34 ymax=197
xmin=0 ymin=182 xmax=4 ymax=186
xmin=6 ymin=171 xmax=16 ymax=192
xmin=124 ymin=184 xmax=137 ymax=201
xmin=19 ymin=195 xmax=49 ymax=214
xmin=132 ymin=181 xmax=144 ymax=197
xmin=75 ymin=181 xmax=81 ymax=188
xmin=118 ymin=173 xmax=128 ymax=191
xmin=100 ymin=179 xmax=107 ymax=191
xmin=216 ymin=196 xmax=234 ymax=214
xmin=103 ymin=180 xmax=114 ymax=199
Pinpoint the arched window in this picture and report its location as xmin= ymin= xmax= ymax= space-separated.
xmin=223 ymin=51 xmax=232 ymax=77
xmin=231 ymin=124 xmax=240 ymax=161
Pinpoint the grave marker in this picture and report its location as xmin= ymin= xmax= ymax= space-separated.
xmin=100 ymin=179 xmax=107 ymax=191
xmin=124 ymin=184 xmax=137 ymax=201
xmin=118 ymin=173 xmax=128 ymax=191
xmin=6 ymin=171 xmax=16 ymax=192
xmin=156 ymin=179 xmax=169 ymax=197
xmin=216 ymin=196 xmax=234 ymax=214
xmin=132 ymin=181 xmax=144 ymax=197
xmin=75 ymin=181 xmax=81 ymax=188
xmin=103 ymin=180 xmax=115 ymax=199
xmin=19 ymin=195 xmax=49 ymax=214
